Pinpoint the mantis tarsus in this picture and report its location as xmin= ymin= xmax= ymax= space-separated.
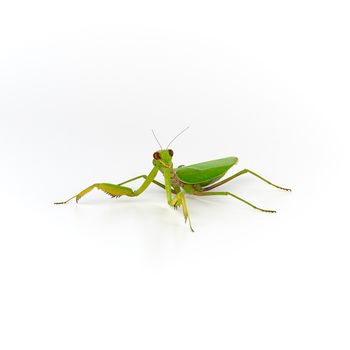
xmin=55 ymin=128 xmax=291 ymax=231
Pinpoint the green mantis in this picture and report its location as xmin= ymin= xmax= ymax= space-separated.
xmin=55 ymin=128 xmax=291 ymax=231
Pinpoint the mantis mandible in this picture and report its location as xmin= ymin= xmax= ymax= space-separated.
xmin=55 ymin=127 xmax=291 ymax=231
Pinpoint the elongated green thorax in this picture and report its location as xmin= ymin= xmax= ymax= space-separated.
xmin=152 ymin=149 xmax=175 ymax=204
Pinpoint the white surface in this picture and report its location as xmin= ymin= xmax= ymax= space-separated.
xmin=1 ymin=1 xmax=349 ymax=349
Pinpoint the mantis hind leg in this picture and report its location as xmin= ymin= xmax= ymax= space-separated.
xmin=193 ymin=191 xmax=276 ymax=213
xmin=203 ymin=169 xmax=291 ymax=192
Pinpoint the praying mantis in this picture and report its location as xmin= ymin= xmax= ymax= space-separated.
xmin=55 ymin=128 xmax=291 ymax=231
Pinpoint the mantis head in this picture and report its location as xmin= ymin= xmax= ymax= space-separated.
xmin=151 ymin=127 xmax=189 ymax=169
xmin=153 ymin=149 xmax=174 ymax=168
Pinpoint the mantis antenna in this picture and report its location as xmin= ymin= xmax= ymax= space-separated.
xmin=152 ymin=129 xmax=163 ymax=149
xmin=166 ymin=126 xmax=190 ymax=149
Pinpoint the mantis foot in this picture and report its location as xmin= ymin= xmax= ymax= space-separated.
xmin=171 ymin=192 xmax=194 ymax=232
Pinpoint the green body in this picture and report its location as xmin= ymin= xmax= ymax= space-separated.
xmin=175 ymin=157 xmax=238 ymax=186
xmin=55 ymin=144 xmax=291 ymax=232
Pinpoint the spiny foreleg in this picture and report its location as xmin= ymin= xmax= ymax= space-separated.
xmin=171 ymin=192 xmax=194 ymax=232
xmin=55 ymin=167 xmax=159 ymax=204
xmin=54 ymin=183 xmax=135 ymax=204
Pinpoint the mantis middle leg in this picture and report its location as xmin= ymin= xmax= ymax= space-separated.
xmin=117 ymin=175 xmax=176 ymax=194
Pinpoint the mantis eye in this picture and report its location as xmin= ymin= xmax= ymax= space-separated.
xmin=153 ymin=152 xmax=161 ymax=160
xmin=168 ymin=149 xmax=174 ymax=157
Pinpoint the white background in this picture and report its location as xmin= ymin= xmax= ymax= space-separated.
xmin=1 ymin=1 xmax=349 ymax=349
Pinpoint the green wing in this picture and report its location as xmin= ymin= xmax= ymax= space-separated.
xmin=175 ymin=157 xmax=238 ymax=186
